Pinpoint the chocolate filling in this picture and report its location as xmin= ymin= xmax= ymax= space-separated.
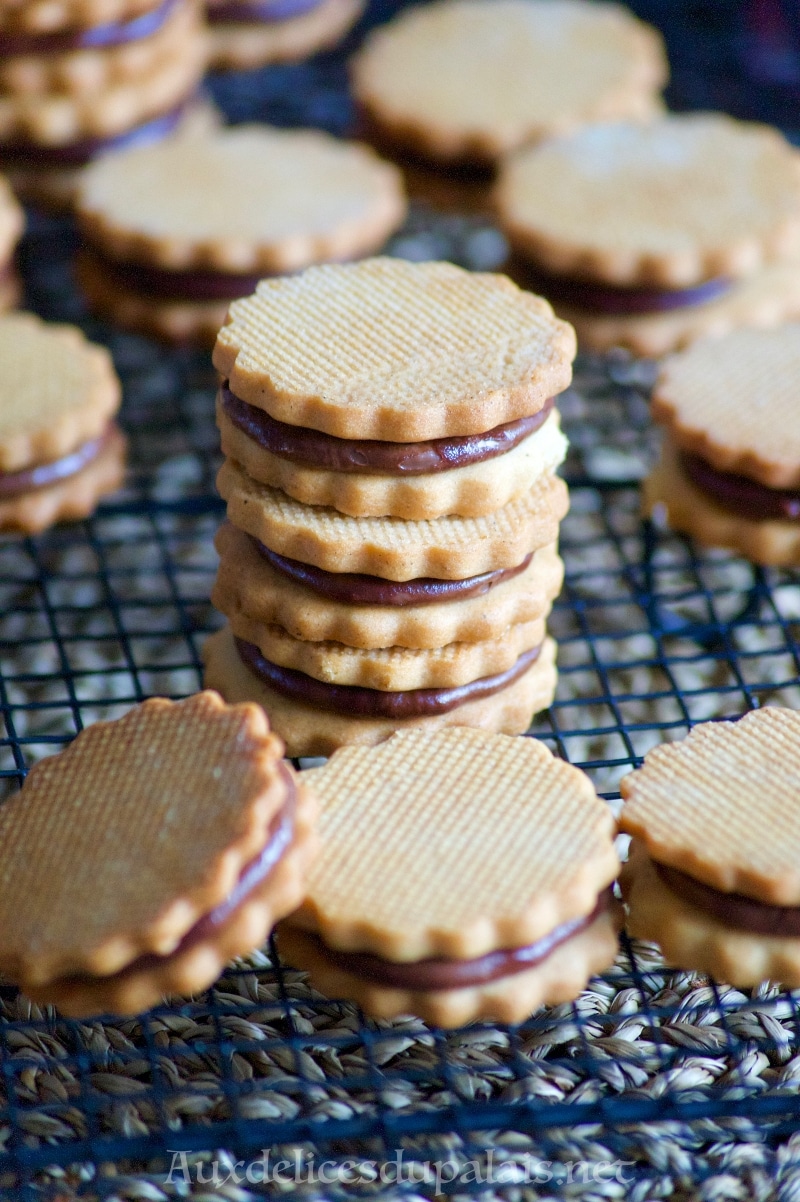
xmin=221 ymin=385 xmax=555 ymax=475
xmin=306 ymin=889 xmax=612 ymax=991
xmin=0 ymin=428 xmax=112 ymax=498
xmin=235 ymin=636 xmax=542 ymax=718
xmin=39 ymin=770 xmax=297 ymax=994
xmin=513 ymin=262 xmax=732 ymax=315
xmin=680 ymin=451 xmax=800 ymax=522
xmin=83 ymin=249 xmax=264 ymax=302
xmin=656 ymin=862 xmax=800 ymax=937
xmin=0 ymin=0 xmax=179 ymax=55
xmin=256 ymin=539 xmax=534 ymax=606
xmin=208 ymin=0 xmax=325 ymax=23
xmin=0 ymin=102 xmax=186 ymax=169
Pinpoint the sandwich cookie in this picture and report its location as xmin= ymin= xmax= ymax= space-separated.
xmin=277 ymin=728 xmax=621 ymax=1026
xmin=0 ymin=312 xmax=125 ymax=532
xmin=76 ymin=127 xmax=406 ymax=344
xmin=352 ymin=0 xmax=666 ymax=168
xmin=619 ymin=708 xmax=800 ymax=988
xmin=644 ymin=323 xmax=800 ymax=565
xmin=0 ymin=691 xmax=317 ymax=1017
xmin=206 ymin=0 xmax=364 ymax=71
xmin=497 ymin=114 xmax=800 ymax=357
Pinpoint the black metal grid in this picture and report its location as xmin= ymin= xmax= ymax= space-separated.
xmin=3 ymin=2 xmax=800 ymax=1195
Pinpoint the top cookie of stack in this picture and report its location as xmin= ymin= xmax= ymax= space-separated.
xmin=204 ymin=257 xmax=575 ymax=756
xmin=0 ymin=0 xmax=208 ymax=208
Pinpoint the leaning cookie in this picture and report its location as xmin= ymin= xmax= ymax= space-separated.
xmin=0 ymin=691 xmax=317 ymax=1017
xmin=0 ymin=312 xmax=125 ymax=532
xmin=76 ymin=126 xmax=406 ymax=344
xmin=277 ymin=727 xmax=620 ymax=1026
xmin=497 ymin=114 xmax=800 ymax=356
xmin=619 ymin=708 xmax=800 ymax=988
xmin=644 ymin=323 xmax=800 ymax=565
xmin=207 ymin=0 xmax=364 ymax=71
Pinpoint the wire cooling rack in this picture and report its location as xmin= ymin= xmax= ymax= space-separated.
xmin=4 ymin=3 xmax=800 ymax=1198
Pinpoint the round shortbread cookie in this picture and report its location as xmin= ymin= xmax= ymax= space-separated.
xmin=0 ymin=0 xmax=157 ymax=34
xmin=203 ymin=625 xmax=559 ymax=755
xmin=208 ymin=0 xmax=364 ymax=70
xmin=77 ymin=126 xmax=406 ymax=273
xmin=218 ymin=456 xmax=569 ymax=579
xmin=278 ymin=907 xmax=620 ymax=1027
xmin=643 ymin=436 xmax=800 ymax=568
xmin=652 ymin=323 xmax=800 ymax=488
xmin=212 ymin=259 xmax=576 ymax=440
xmin=217 ymin=404 xmax=567 ymax=520
xmin=621 ymin=840 xmax=800 ymax=990
xmin=0 ymin=17 xmax=205 ymax=144
xmin=351 ymin=0 xmax=666 ymax=166
xmin=549 ymin=258 xmax=800 ymax=357
xmin=212 ymin=522 xmax=564 ymax=650
xmin=496 ymin=114 xmax=800 ymax=287
xmin=0 ymin=0 xmax=202 ymax=97
xmin=0 ymin=313 xmax=121 ymax=471
xmin=0 ymin=423 xmax=126 ymax=533
xmin=0 ymin=692 xmax=305 ymax=987
xmin=619 ymin=707 xmax=800 ymax=904
xmin=225 ymin=610 xmax=547 ymax=690
xmin=283 ymin=725 xmax=618 ymax=955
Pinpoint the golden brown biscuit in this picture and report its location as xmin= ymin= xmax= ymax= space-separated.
xmin=277 ymin=728 xmax=620 ymax=1024
xmin=207 ymin=0 xmax=364 ymax=70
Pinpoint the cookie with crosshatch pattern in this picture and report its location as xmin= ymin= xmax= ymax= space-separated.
xmin=0 ymin=312 xmax=126 ymax=532
xmin=276 ymin=727 xmax=621 ymax=1025
xmin=619 ymin=707 xmax=800 ymax=987
xmin=644 ymin=323 xmax=800 ymax=565
xmin=0 ymin=691 xmax=317 ymax=1017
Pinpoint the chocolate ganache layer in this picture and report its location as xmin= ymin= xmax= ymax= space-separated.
xmin=0 ymin=0 xmax=179 ymax=55
xmin=680 ymin=452 xmax=800 ymax=522
xmin=656 ymin=862 xmax=800 ymax=937
xmin=84 ymin=252 xmax=264 ymax=303
xmin=0 ymin=103 xmax=187 ymax=169
xmin=208 ymin=0 xmax=325 ymax=23
xmin=45 ymin=769 xmax=297 ymax=989
xmin=514 ymin=262 xmax=732 ymax=316
xmin=236 ymin=637 xmax=542 ymax=718
xmin=0 ymin=428 xmax=113 ymax=498
xmin=221 ymin=385 xmax=555 ymax=474
xmin=308 ymin=889 xmax=612 ymax=991
xmin=256 ymin=540 xmax=534 ymax=606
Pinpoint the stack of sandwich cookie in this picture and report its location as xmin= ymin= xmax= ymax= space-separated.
xmin=496 ymin=113 xmax=800 ymax=356
xmin=0 ymin=691 xmax=318 ymax=1017
xmin=203 ymin=257 xmax=575 ymax=755
xmin=206 ymin=0 xmax=363 ymax=70
xmin=620 ymin=708 xmax=800 ymax=988
xmin=76 ymin=125 xmax=406 ymax=344
xmin=0 ymin=171 xmax=22 ymax=311
xmin=277 ymin=727 xmax=621 ymax=1026
xmin=0 ymin=312 xmax=125 ymax=532
xmin=0 ymin=0 xmax=207 ymax=209
xmin=645 ymin=323 xmax=800 ymax=565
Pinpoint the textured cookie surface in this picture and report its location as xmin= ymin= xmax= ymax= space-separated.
xmin=0 ymin=0 xmax=157 ymax=33
xmin=352 ymin=0 xmax=666 ymax=163
xmin=0 ymin=691 xmax=290 ymax=985
xmin=287 ymin=726 xmax=618 ymax=958
xmin=203 ymin=625 xmax=558 ymax=756
xmin=212 ymin=522 xmax=564 ymax=650
xmin=0 ymin=313 xmax=121 ymax=471
xmin=219 ymin=457 xmax=568 ymax=579
xmin=78 ymin=126 xmax=405 ymax=272
xmin=619 ymin=707 xmax=800 ymax=904
xmin=213 ymin=259 xmax=576 ymax=440
xmin=644 ymin=436 xmax=800 ymax=567
xmin=652 ymin=323 xmax=800 ymax=487
xmin=496 ymin=114 xmax=800 ymax=286
xmin=208 ymin=0 xmax=363 ymax=69
xmin=552 ymin=258 xmax=800 ymax=357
